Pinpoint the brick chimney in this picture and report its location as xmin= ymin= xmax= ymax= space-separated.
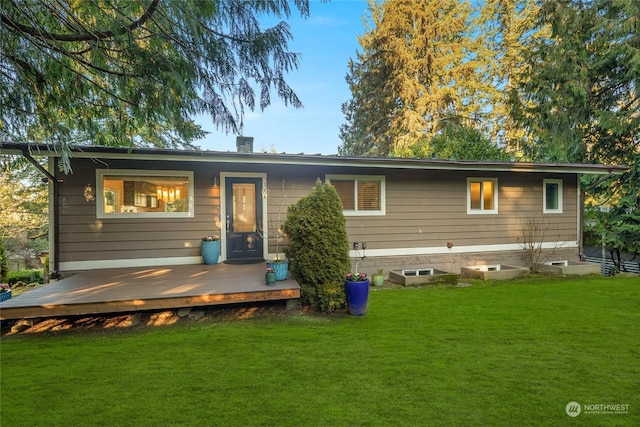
xmin=236 ymin=136 xmax=254 ymax=153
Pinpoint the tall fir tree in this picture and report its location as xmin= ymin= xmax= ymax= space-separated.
xmin=339 ymin=1 xmax=394 ymax=156
xmin=340 ymin=0 xmax=490 ymax=157
xmin=475 ymin=0 xmax=544 ymax=158
xmin=511 ymin=0 xmax=639 ymax=164
xmin=513 ymin=0 xmax=639 ymax=258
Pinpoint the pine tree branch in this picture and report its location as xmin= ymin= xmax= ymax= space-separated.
xmin=1 ymin=0 xmax=159 ymax=42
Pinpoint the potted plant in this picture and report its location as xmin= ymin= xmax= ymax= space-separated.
xmin=262 ymin=180 xmax=289 ymax=280
xmin=344 ymin=272 xmax=369 ymax=316
xmin=371 ymin=268 xmax=385 ymax=287
xmin=263 ymin=217 xmax=288 ymax=281
xmin=201 ymin=235 xmax=220 ymax=265
xmin=265 ymin=267 xmax=277 ymax=286
xmin=267 ymin=255 xmax=289 ymax=281
xmin=0 ymin=283 xmax=11 ymax=302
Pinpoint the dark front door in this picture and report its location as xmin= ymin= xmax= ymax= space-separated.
xmin=225 ymin=177 xmax=264 ymax=263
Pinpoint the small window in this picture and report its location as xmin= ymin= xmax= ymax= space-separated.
xmin=543 ymin=179 xmax=563 ymax=213
xmin=326 ymin=175 xmax=385 ymax=216
xmin=97 ymin=169 xmax=194 ymax=218
xmin=467 ymin=178 xmax=498 ymax=214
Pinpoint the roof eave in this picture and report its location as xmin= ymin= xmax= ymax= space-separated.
xmin=0 ymin=142 xmax=627 ymax=175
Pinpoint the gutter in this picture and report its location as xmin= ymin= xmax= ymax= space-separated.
xmin=1 ymin=141 xmax=627 ymax=175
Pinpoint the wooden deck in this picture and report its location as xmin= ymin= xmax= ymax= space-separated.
xmin=0 ymin=263 xmax=300 ymax=320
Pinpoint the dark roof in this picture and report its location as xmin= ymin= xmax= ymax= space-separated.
xmin=0 ymin=141 xmax=627 ymax=175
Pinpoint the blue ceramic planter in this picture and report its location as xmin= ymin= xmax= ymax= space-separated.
xmin=201 ymin=240 xmax=221 ymax=265
xmin=345 ymin=279 xmax=369 ymax=316
xmin=267 ymin=261 xmax=289 ymax=281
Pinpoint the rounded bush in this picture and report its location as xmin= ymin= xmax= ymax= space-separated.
xmin=283 ymin=180 xmax=350 ymax=312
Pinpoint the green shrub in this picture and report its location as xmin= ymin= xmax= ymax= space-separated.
xmin=7 ymin=269 xmax=44 ymax=286
xmin=299 ymin=283 xmax=347 ymax=313
xmin=283 ymin=180 xmax=351 ymax=312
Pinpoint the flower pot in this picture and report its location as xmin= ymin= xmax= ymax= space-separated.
xmin=0 ymin=290 xmax=11 ymax=303
xmin=345 ymin=279 xmax=370 ymax=316
xmin=371 ymin=274 xmax=385 ymax=287
xmin=265 ymin=271 xmax=277 ymax=286
xmin=267 ymin=261 xmax=289 ymax=281
xmin=201 ymin=240 xmax=220 ymax=265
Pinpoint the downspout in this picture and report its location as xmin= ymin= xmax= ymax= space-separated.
xmin=20 ymin=148 xmax=62 ymax=278
xmin=51 ymin=157 xmax=61 ymax=279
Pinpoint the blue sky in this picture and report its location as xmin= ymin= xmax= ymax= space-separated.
xmin=195 ymin=0 xmax=370 ymax=155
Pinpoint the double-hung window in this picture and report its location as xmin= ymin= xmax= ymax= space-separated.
xmin=467 ymin=178 xmax=498 ymax=214
xmin=326 ymin=175 xmax=386 ymax=216
xmin=97 ymin=169 xmax=194 ymax=218
xmin=543 ymin=179 xmax=563 ymax=213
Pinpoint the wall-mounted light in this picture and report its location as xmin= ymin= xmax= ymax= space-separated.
xmin=211 ymin=176 xmax=220 ymax=197
xmin=84 ymin=184 xmax=95 ymax=201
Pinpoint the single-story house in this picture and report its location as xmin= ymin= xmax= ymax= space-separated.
xmin=1 ymin=139 xmax=626 ymax=277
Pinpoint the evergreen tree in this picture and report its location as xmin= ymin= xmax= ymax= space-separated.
xmin=407 ymin=125 xmax=511 ymax=161
xmin=1 ymin=0 xmax=309 ymax=171
xmin=0 ymin=157 xmax=49 ymax=241
xmin=513 ymin=0 xmax=639 ymax=260
xmin=512 ymin=0 xmax=639 ymax=164
xmin=475 ymin=0 xmax=544 ymax=158
xmin=340 ymin=0 xmax=488 ymax=157
xmin=283 ymin=180 xmax=351 ymax=313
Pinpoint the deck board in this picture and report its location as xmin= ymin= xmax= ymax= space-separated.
xmin=0 ymin=263 xmax=300 ymax=320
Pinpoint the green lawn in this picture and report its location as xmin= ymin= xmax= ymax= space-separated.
xmin=1 ymin=275 xmax=639 ymax=426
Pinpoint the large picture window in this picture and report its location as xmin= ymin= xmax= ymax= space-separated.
xmin=326 ymin=175 xmax=386 ymax=216
xmin=467 ymin=178 xmax=498 ymax=214
xmin=543 ymin=179 xmax=563 ymax=213
xmin=97 ymin=169 xmax=194 ymax=218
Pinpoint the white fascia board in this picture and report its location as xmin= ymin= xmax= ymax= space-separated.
xmin=61 ymin=242 xmax=579 ymax=271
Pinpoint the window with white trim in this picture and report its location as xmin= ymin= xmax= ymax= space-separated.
xmin=543 ymin=179 xmax=563 ymax=213
xmin=467 ymin=178 xmax=498 ymax=214
xmin=326 ymin=175 xmax=386 ymax=216
xmin=96 ymin=169 xmax=194 ymax=218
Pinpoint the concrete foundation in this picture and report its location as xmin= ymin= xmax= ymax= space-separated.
xmin=388 ymin=268 xmax=458 ymax=287
xmin=460 ymin=264 xmax=530 ymax=280
xmin=536 ymin=260 xmax=601 ymax=276
xmin=351 ymin=247 xmax=578 ymax=277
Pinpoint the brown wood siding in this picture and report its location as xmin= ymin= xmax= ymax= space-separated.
xmin=345 ymin=171 xmax=578 ymax=250
xmin=262 ymin=169 xmax=317 ymax=255
xmin=56 ymin=158 xmax=579 ymax=265
xmin=57 ymin=158 xmax=223 ymax=263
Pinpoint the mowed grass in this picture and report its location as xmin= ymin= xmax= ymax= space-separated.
xmin=1 ymin=275 xmax=639 ymax=426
